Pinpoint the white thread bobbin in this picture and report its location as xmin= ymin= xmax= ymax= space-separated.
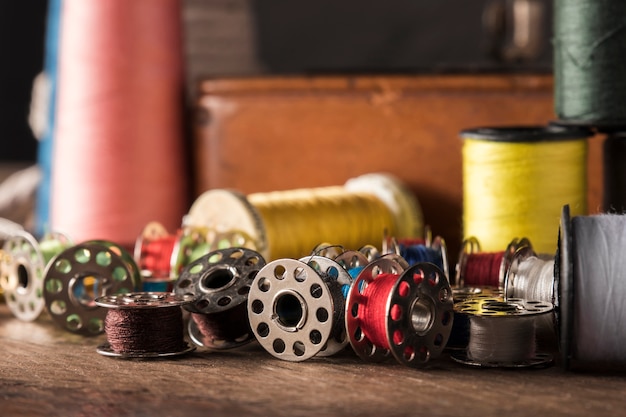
xmin=558 ymin=205 xmax=626 ymax=371
xmin=452 ymin=297 xmax=553 ymax=368
xmin=505 ymin=247 xmax=556 ymax=304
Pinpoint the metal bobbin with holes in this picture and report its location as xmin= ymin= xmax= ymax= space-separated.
xmin=451 ymin=297 xmax=553 ymax=368
xmin=247 ymin=258 xmax=344 ymax=361
xmin=174 ymin=247 xmax=265 ymax=349
xmin=298 ymin=255 xmax=354 ymax=357
xmin=0 ymin=230 xmax=73 ymax=321
xmin=503 ymin=244 xmax=543 ymax=301
xmin=346 ymin=258 xmax=454 ymax=367
xmin=95 ymin=292 xmax=196 ymax=358
xmin=43 ymin=240 xmax=140 ymax=335
xmin=455 ymin=236 xmax=533 ymax=288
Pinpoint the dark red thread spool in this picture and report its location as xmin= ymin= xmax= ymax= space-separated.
xmin=346 ymin=258 xmax=454 ymax=368
xmin=95 ymin=292 xmax=195 ymax=358
xmin=455 ymin=237 xmax=533 ymax=288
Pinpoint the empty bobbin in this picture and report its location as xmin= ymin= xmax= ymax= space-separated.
xmin=0 ymin=230 xmax=72 ymax=321
xmin=43 ymin=240 xmax=140 ymax=335
xmin=346 ymin=258 xmax=454 ymax=367
xmin=95 ymin=292 xmax=196 ymax=358
xmin=247 ymin=257 xmax=345 ymax=361
xmin=174 ymin=247 xmax=265 ymax=349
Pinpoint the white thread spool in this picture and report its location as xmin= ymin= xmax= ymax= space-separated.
xmin=559 ymin=206 xmax=626 ymax=370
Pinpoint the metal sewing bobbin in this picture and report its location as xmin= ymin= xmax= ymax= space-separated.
xmin=451 ymin=297 xmax=553 ymax=368
xmin=455 ymin=236 xmax=533 ymax=288
xmin=334 ymin=248 xmax=371 ymax=282
xmin=43 ymin=240 xmax=140 ymax=335
xmin=247 ymin=257 xmax=348 ymax=361
xmin=0 ymin=230 xmax=73 ymax=321
xmin=298 ymin=254 xmax=354 ymax=356
xmin=174 ymin=247 xmax=265 ymax=349
xmin=345 ymin=258 xmax=453 ymax=368
xmin=95 ymin=292 xmax=196 ymax=358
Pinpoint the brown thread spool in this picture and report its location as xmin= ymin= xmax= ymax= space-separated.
xmin=95 ymin=292 xmax=195 ymax=358
xmin=174 ymin=247 xmax=266 ymax=349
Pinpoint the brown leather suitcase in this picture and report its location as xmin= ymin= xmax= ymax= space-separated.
xmin=192 ymin=74 xmax=601 ymax=264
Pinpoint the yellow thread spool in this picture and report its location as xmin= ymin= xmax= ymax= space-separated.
xmin=461 ymin=126 xmax=590 ymax=255
xmin=185 ymin=173 xmax=423 ymax=261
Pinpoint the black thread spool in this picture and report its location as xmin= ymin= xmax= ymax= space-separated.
xmin=247 ymin=257 xmax=349 ymax=362
xmin=452 ymin=297 xmax=554 ymax=368
xmin=602 ymin=132 xmax=626 ymax=213
xmin=345 ymin=258 xmax=454 ymax=368
xmin=174 ymin=247 xmax=265 ymax=350
xmin=42 ymin=240 xmax=140 ymax=335
xmin=95 ymin=292 xmax=195 ymax=358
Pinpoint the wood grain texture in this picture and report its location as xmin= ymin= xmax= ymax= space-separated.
xmin=1 ymin=303 xmax=623 ymax=417
xmin=192 ymin=74 xmax=603 ymax=265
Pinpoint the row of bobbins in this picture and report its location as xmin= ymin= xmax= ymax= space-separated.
xmin=451 ymin=235 xmax=558 ymax=367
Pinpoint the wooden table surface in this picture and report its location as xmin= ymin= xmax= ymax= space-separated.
xmin=1 ymin=303 xmax=624 ymax=417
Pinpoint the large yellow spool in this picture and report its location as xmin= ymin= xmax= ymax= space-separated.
xmin=461 ymin=126 xmax=590 ymax=255
xmin=184 ymin=173 xmax=423 ymax=261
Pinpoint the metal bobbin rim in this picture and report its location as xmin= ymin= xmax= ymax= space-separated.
xmin=557 ymin=204 xmax=573 ymax=370
xmin=95 ymin=292 xmax=195 ymax=309
xmin=454 ymin=297 xmax=553 ymax=318
xmin=96 ymin=343 xmax=196 ymax=359
xmin=174 ymin=247 xmax=265 ymax=314
xmin=450 ymin=351 xmax=554 ymax=369
xmin=186 ymin=316 xmax=254 ymax=350
xmin=298 ymin=255 xmax=353 ymax=357
xmin=503 ymin=243 xmax=537 ymax=301
xmin=385 ymin=262 xmax=454 ymax=368
xmin=454 ymin=237 xmax=481 ymax=287
xmin=345 ymin=257 xmax=407 ymax=362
